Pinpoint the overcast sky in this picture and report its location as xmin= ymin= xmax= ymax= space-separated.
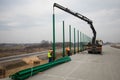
xmin=0 ymin=0 xmax=120 ymax=43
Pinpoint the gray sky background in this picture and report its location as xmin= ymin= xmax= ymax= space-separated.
xmin=0 ymin=0 xmax=120 ymax=43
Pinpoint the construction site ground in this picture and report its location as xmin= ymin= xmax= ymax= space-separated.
xmin=2 ymin=45 xmax=120 ymax=80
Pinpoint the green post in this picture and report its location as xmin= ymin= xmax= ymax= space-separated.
xmin=74 ymin=28 xmax=76 ymax=54
xmin=69 ymin=25 xmax=72 ymax=54
xmin=62 ymin=21 xmax=65 ymax=57
xmin=84 ymin=34 xmax=86 ymax=46
xmin=52 ymin=8 xmax=56 ymax=60
xmin=80 ymin=32 xmax=82 ymax=51
xmin=83 ymin=33 xmax=85 ymax=50
xmin=77 ymin=30 xmax=79 ymax=52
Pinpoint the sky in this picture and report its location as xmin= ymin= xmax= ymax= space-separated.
xmin=0 ymin=0 xmax=120 ymax=43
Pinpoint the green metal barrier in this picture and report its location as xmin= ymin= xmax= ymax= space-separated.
xmin=10 ymin=56 xmax=71 ymax=80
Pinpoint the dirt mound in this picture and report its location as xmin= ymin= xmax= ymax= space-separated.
xmin=0 ymin=60 xmax=27 ymax=78
xmin=0 ymin=60 xmax=27 ymax=70
xmin=22 ymin=56 xmax=42 ymax=64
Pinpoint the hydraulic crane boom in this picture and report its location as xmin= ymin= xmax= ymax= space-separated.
xmin=53 ymin=3 xmax=96 ymax=45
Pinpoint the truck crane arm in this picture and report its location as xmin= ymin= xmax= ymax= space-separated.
xmin=53 ymin=3 xmax=96 ymax=45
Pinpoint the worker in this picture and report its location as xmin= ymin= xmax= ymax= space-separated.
xmin=66 ymin=47 xmax=70 ymax=56
xmin=48 ymin=49 xmax=53 ymax=62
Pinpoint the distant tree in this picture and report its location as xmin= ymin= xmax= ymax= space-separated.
xmin=40 ymin=40 xmax=50 ymax=47
xmin=56 ymin=42 xmax=62 ymax=47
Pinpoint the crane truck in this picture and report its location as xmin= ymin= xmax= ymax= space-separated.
xmin=53 ymin=3 xmax=102 ymax=54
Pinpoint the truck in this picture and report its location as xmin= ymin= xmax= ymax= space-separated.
xmin=87 ymin=40 xmax=103 ymax=54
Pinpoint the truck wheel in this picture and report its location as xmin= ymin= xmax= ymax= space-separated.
xmin=88 ymin=51 xmax=91 ymax=53
xmin=98 ymin=51 xmax=102 ymax=54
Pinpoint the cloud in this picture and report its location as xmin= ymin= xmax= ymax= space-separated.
xmin=85 ymin=8 xmax=120 ymax=42
xmin=0 ymin=0 xmax=120 ymax=43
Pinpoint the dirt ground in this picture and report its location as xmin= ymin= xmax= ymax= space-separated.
xmin=0 ymin=52 xmax=64 ymax=78
xmin=0 ymin=48 xmax=47 ymax=58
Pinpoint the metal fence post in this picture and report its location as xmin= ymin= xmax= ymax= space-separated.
xmin=63 ymin=21 xmax=65 ymax=57
xmin=77 ymin=30 xmax=79 ymax=52
xmin=74 ymin=28 xmax=76 ymax=54
xmin=52 ymin=8 xmax=56 ymax=60
xmin=69 ymin=25 xmax=72 ymax=54
xmin=80 ymin=32 xmax=82 ymax=51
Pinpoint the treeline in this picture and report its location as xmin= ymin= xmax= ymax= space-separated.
xmin=0 ymin=40 xmax=74 ymax=52
xmin=25 ymin=40 xmax=73 ymax=49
